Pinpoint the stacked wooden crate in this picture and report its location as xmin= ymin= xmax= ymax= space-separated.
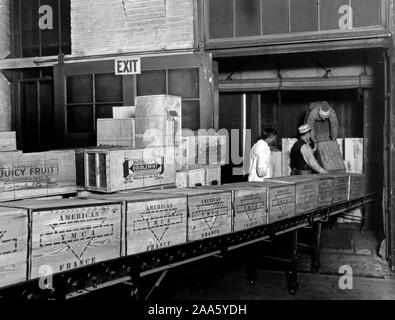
xmin=96 ymin=106 xmax=136 ymax=147
xmin=85 ymin=191 xmax=188 ymax=255
xmin=135 ymin=95 xmax=181 ymax=148
xmin=175 ymin=132 xmax=226 ymax=188
xmin=83 ymin=146 xmax=175 ymax=193
xmin=145 ymin=188 xmax=232 ymax=242
xmin=0 ymin=149 xmax=76 ymax=202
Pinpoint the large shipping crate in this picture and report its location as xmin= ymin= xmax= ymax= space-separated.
xmin=325 ymin=173 xmax=350 ymax=203
xmin=113 ymin=106 xmax=135 ymax=119
xmin=314 ymin=175 xmax=334 ymax=207
xmin=270 ymin=176 xmax=319 ymax=215
xmin=349 ymin=173 xmax=366 ymax=200
xmin=97 ymin=119 xmax=135 ymax=147
xmin=176 ymin=168 xmax=205 ymax=188
xmin=0 ymin=207 xmax=28 ymax=288
xmin=205 ymin=183 xmax=267 ymax=232
xmin=0 ymin=131 xmax=17 ymax=152
xmin=146 ymin=188 xmax=232 ymax=242
xmin=232 ymin=181 xmax=296 ymax=223
xmin=0 ymin=199 xmax=123 ymax=279
xmin=205 ymin=165 xmax=221 ymax=186
xmin=0 ymin=150 xmax=76 ymax=202
xmin=84 ymin=146 xmax=175 ymax=193
xmin=316 ymin=140 xmax=346 ymax=172
xmin=135 ymin=95 xmax=182 ymax=148
xmin=87 ymin=192 xmax=187 ymax=255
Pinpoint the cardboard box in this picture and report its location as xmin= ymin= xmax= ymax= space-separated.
xmin=0 ymin=131 xmax=17 ymax=152
xmin=176 ymin=168 xmax=205 ymax=188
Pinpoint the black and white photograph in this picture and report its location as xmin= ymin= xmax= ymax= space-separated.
xmin=0 ymin=0 xmax=394 ymax=309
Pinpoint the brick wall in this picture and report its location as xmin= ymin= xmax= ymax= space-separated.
xmin=71 ymin=0 xmax=195 ymax=56
xmin=0 ymin=0 xmax=11 ymax=130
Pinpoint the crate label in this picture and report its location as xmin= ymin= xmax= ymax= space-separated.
xmin=234 ymin=190 xmax=267 ymax=231
xmin=295 ymin=182 xmax=318 ymax=214
xmin=333 ymin=176 xmax=349 ymax=202
xmin=188 ymin=193 xmax=232 ymax=241
xmin=31 ymin=205 xmax=121 ymax=278
xmin=269 ymin=186 xmax=295 ymax=222
xmin=318 ymin=179 xmax=333 ymax=206
xmin=123 ymin=157 xmax=164 ymax=182
xmin=127 ymin=198 xmax=187 ymax=255
xmin=0 ymin=161 xmax=60 ymax=190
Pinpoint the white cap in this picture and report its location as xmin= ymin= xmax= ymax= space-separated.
xmin=318 ymin=102 xmax=331 ymax=118
xmin=298 ymin=124 xmax=311 ymax=135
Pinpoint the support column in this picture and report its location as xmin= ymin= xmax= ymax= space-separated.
xmin=0 ymin=0 xmax=12 ymax=131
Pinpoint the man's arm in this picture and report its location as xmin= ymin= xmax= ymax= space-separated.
xmin=329 ymin=108 xmax=339 ymax=139
xmin=255 ymin=148 xmax=270 ymax=178
xmin=306 ymin=109 xmax=317 ymax=143
xmin=301 ymin=144 xmax=327 ymax=174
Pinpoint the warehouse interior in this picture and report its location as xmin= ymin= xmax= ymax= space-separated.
xmin=0 ymin=0 xmax=395 ymax=302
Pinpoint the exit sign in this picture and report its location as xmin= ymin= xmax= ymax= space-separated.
xmin=115 ymin=57 xmax=141 ymax=75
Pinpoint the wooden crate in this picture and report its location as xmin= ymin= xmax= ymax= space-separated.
xmin=217 ymin=135 xmax=228 ymax=165
xmin=232 ymin=181 xmax=296 ymax=223
xmin=135 ymin=95 xmax=182 ymax=117
xmin=146 ymin=188 xmax=232 ymax=242
xmin=113 ymin=106 xmax=135 ymax=119
xmin=281 ymin=138 xmax=297 ymax=176
xmin=325 ymin=173 xmax=350 ymax=203
xmin=316 ymin=141 xmax=346 ymax=172
xmin=344 ymin=138 xmax=364 ymax=173
xmin=197 ymin=135 xmax=218 ymax=166
xmin=0 ymin=207 xmax=28 ymax=288
xmin=0 ymin=150 xmax=76 ymax=202
xmin=349 ymin=173 xmax=366 ymax=200
xmin=205 ymin=165 xmax=221 ymax=186
xmin=314 ymin=175 xmax=334 ymax=207
xmin=0 ymin=131 xmax=17 ymax=152
xmin=1 ymin=199 xmax=123 ymax=279
xmin=84 ymin=146 xmax=175 ymax=193
xmin=176 ymin=168 xmax=205 ymax=188
xmin=86 ymin=192 xmax=187 ymax=255
xmin=176 ymin=135 xmax=198 ymax=172
xmin=97 ymin=119 xmax=135 ymax=147
xmin=205 ymin=183 xmax=267 ymax=232
xmin=270 ymin=176 xmax=319 ymax=215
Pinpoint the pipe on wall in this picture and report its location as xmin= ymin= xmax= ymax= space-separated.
xmin=0 ymin=0 xmax=12 ymax=131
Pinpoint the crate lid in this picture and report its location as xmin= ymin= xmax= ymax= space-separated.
xmin=145 ymin=187 xmax=230 ymax=197
xmin=201 ymin=183 xmax=266 ymax=192
xmin=86 ymin=191 xmax=186 ymax=202
xmin=230 ymin=181 xmax=295 ymax=188
xmin=0 ymin=198 xmax=120 ymax=210
xmin=268 ymin=176 xmax=318 ymax=183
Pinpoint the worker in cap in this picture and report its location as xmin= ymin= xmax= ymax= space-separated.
xmin=290 ymin=124 xmax=328 ymax=175
xmin=305 ymin=101 xmax=339 ymax=144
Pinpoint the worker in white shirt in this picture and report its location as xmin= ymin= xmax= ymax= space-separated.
xmin=248 ymin=128 xmax=277 ymax=181
xmin=290 ymin=124 xmax=328 ymax=176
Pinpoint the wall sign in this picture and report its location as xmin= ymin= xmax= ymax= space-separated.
xmin=115 ymin=57 xmax=141 ymax=75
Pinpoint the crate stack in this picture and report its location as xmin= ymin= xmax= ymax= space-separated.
xmin=175 ymin=132 xmax=227 ymax=188
xmin=97 ymin=106 xmax=136 ymax=147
